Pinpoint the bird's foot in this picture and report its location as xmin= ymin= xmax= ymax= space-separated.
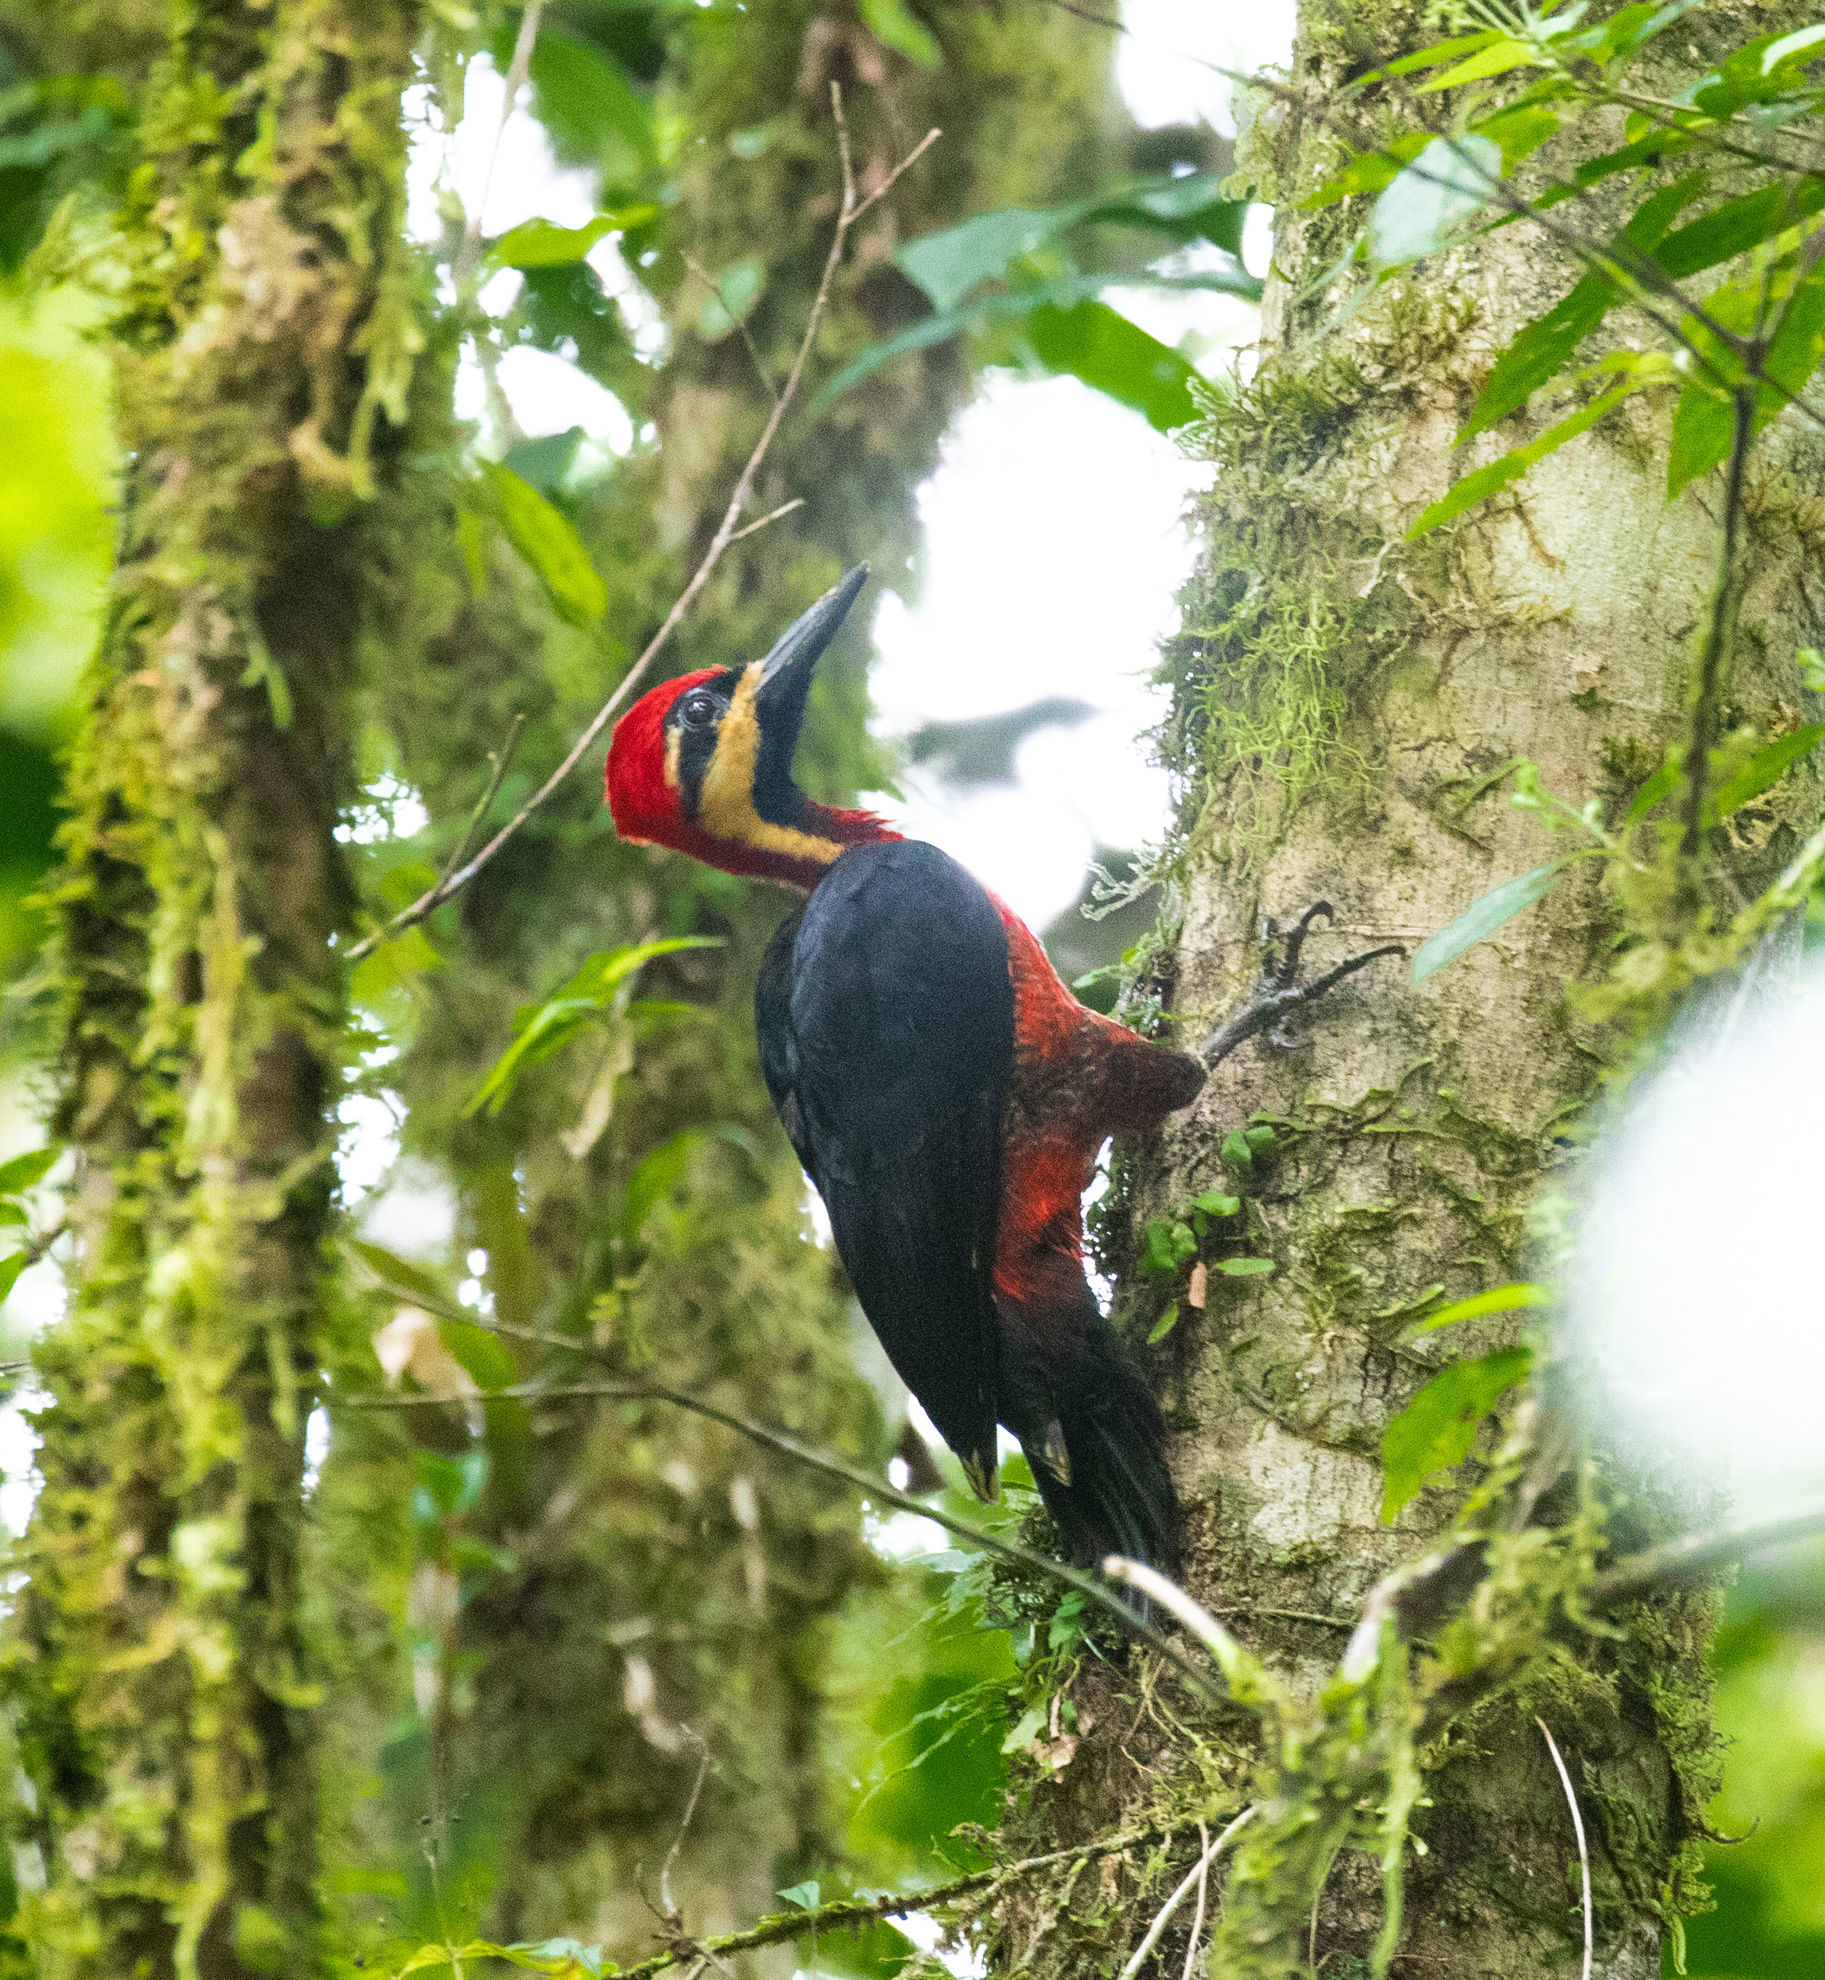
xmin=1199 ymin=901 xmax=1402 ymax=1071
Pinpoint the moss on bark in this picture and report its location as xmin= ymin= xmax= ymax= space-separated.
xmin=6 ymin=4 xmax=423 ymax=1972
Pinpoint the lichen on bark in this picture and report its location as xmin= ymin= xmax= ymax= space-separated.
xmin=5 ymin=3 xmax=424 ymax=1971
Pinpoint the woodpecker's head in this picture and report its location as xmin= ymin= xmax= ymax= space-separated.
xmin=606 ymin=565 xmax=893 ymax=889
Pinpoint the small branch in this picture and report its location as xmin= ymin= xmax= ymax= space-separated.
xmin=1677 ymin=388 xmax=1757 ymax=904
xmin=659 ymin=1735 xmax=711 ymax=1924
xmin=1587 ymin=1500 xmax=1825 ymax=1607
xmin=437 ymin=715 xmax=526 ymax=890
xmin=1117 ymin=1806 xmax=1255 ymax=1980
xmin=1181 ymin=1821 xmax=1211 ymax=1980
xmin=346 ymin=106 xmax=943 ymax=965
xmin=1537 ymin=1719 xmax=1592 ymax=1980
xmin=681 ymin=250 xmax=778 ymax=403
xmin=453 ymin=0 xmax=545 ymax=293
xmin=726 ymin=496 xmax=805 ymax=543
xmin=334 ymin=1354 xmax=1220 ymax=1699
xmin=608 ymin=1828 xmax=1156 ymax=1978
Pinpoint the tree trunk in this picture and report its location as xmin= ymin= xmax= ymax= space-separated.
xmin=983 ymin=2 xmax=1825 ymax=1975
xmin=12 ymin=4 xmax=421 ymax=1972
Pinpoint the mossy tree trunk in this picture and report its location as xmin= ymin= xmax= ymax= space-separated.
xmin=984 ymin=2 xmax=1825 ymax=1976
xmin=11 ymin=3 xmax=421 ymax=1972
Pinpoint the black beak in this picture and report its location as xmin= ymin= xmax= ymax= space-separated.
xmin=753 ymin=564 xmax=870 ymax=735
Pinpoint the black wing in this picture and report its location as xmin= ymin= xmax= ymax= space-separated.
xmin=755 ymin=840 xmax=1011 ymax=1493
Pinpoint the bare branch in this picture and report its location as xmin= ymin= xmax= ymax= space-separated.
xmin=659 ymin=1734 xmax=711 ymax=1924
xmin=334 ymin=1356 xmax=1220 ymax=1699
xmin=345 ymin=110 xmax=944 ymax=964
xmin=1181 ymin=1820 xmax=1212 ymax=1980
xmin=452 ymin=1 xmax=546 ymax=293
xmin=606 ymin=1827 xmax=1157 ymax=1978
xmin=1587 ymin=1499 xmax=1825 ymax=1606
xmin=1117 ymin=1806 xmax=1255 ymax=1980
xmin=727 ymin=497 xmax=805 ymax=543
xmin=437 ymin=714 xmax=526 ymax=892
xmin=1537 ymin=1719 xmax=1592 ymax=1980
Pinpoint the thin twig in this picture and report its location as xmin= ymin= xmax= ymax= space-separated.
xmin=607 ymin=1828 xmax=1155 ymax=1979
xmin=727 ymin=496 xmax=805 ymax=543
xmin=346 ymin=104 xmax=942 ymax=964
xmin=1181 ymin=1821 xmax=1211 ymax=1980
xmin=438 ymin=714 xmax=526 ymax=889
xmin=681 ymin=250 xmax=778 ymax=402
xmin=334 ymin=1361 xmax=1220 ymax=1700
xmin=1678 ymin=389 xmax=1758 ymax=901
xmin=1587 ymin=1500 xmax=1825 ymax=1606
xmin=1537 ymin=1719 xmax=1592 ymax=1980
xmin=659 ymin=1735 xmax=711 ymax=1923
xmin=452 ymin=0 xmax=546 ymax=292
xmin=1117 ymin=1806 xmax=1256 ymax=1980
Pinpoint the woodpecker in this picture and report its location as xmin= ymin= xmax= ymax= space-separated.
xmin=606 ymin=566 xmax=1398 ymax=1568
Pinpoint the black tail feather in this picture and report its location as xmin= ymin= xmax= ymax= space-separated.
xmin=1010 ymin=1314 xmax=1179 ymax=1576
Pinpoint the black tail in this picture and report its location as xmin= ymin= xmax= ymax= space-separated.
xmin=1000 ymin=1311 xmax=1179 ymax=1573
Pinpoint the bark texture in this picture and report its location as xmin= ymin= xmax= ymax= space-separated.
xmin=9 ymin=3 xmax=422 ymax=1972
xmin=982 ymin=2 xmax=1825 ymax=1975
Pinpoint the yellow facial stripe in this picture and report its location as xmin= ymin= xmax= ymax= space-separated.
xmin=698 ymin=663 xmax=845 ymax=868
xmin=664 ymin=726 xmax=682 ymax=791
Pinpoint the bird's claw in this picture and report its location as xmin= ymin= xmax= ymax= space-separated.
xmin=1199 ymin=900 xmax=1402 ymax=1070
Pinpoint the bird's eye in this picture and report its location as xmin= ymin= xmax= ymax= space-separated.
xmin=679 ymin=691 xmax=719 ymax=730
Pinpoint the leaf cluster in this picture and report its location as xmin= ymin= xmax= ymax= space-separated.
xmin=1302 ymin=0 xmax=1825 ymax=527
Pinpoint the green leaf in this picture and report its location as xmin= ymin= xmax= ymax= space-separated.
xmin=1368 ymin=133 xmax=1500 ymax=266
xmin=696 ymin=257 xmax=765 ymax=340
xmin=1412 ymin=376 xmax=1645 ymax=537
xmin=1459 ymin=174 xmax=1704 ymax=443
xmin=0 ymin=1250 xmax=31 ymax=1307
xmin=810 ymin=268 xmax=1255 ymax=415
xmin=438 ymin=1317 xmax=518 ymax=1392
xmin=1023 ymin=300 xmax=1199 ymax=433
xmin=1380 ymin=1344 xmax=1534 ymax=1521
xmin=1410 ymin=1282 xmax=1547 ymax=1334
xmin=466 ymin=938 xmax=719 ymax=1118
xmin=895 ymin=174 xmax=1245 ymax=311
xmin=1418 ymin=36 xmax=1539 ymax=91
xmin=0 ymin=1203 xmax=26 ymax=1228
xmin=1190 ymin=1190 xmax=1240 ymax=1217
xmin=528 ymin=28 xmax=655 ymax=179
xmin=349 ymin=1241 xmax=466 ymax=1321
xmin=1243 ymin=1125 xmax=1275 ymax=1156
xmin=623 ymin=1129 xmax=704 ymax=1248
xmin=479 ymin=462 xmax=606 ymax=627
xmin=1220 ymin=1128 xmax=1253 ymax=1169
xmin=0 ymin=1147 xmax=58 ymax=1197
xmin=1657 ymin=178 xmax=1825 ymax=283
xmin=1625 ymin=756 xmax=1679 ymax=824
xmin=1140 ymin=1216 xmax=1198 ymax=1278
xmin=1666 ymin=382 xmax=1736 ymax=498
xmin=1216 ymin=1257 xmax=1276 ymax=1277
xmin=1713 ymin=724 xmax=1825 ymax=816
xmin=1303 ymin=133 xmax=1431 ymax=211
xmin=1411 ymin=863 xmax=1566 ymax=985
xmin=1001 ymin=1704 xmax=1046 ymax=1754
xmin=777 ymin=1880 xmax=823 ymax=1912
xmin=487 ymin=210 xmax=654 ymax=269
xmin=1346 ymin=31 xmax=1499 ymax=90
xmin=859 ymin=0 xmax=940 ymax=66
xmin=505 ymin=1938 xmax=606 ymax=1976
xmin=1146 ymin=1302 xmax=1181 ymax=1345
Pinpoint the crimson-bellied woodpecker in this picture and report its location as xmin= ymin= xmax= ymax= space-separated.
xmin=606 ymin=567 xmax=1397 ymax=1568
